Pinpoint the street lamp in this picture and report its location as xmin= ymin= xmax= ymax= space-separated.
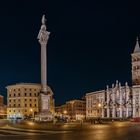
xmin=30 ymin=108 xmax=34 ymax=118
xmin=98 ymin=103 xmax=101 ymax=108
xmin=98 ymin=103 xmax=102 ymax=117
xmin=63 ymin=110 xmax=68 ymax=122
xmin=63 ymin=110 xmax=67 ymax=115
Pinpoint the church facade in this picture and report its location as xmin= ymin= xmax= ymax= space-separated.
xmin=131 ymin=37 xmax=140 ymax=118
xmin=86 ymin=37 xmax=140 ymax=119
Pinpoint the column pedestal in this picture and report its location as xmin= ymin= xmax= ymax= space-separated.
xmin=39 ymin=93 xmax=53 ymax=121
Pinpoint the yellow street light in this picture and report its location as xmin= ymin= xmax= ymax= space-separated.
xmin=98 ymin=103 xmax=102 ymax=118
xmin=63 ymin=110 xmax=67 ymax=115
xmin=98 ymin=103 xmax=101 ymax=108
xmin=30 ymin=108 xmax=34 ymax=118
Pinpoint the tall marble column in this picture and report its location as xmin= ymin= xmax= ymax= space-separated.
xmin=38 ymin=15 xmax=50 ymax=93
xmin=37 ymin=15 xmax=51 ymax=115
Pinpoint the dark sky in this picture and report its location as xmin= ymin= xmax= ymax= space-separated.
xmin=0 ymin=0 xmax=140 ymax=105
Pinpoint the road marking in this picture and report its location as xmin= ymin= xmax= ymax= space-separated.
xmin=0 ymin=126 xmax=71 ymax=136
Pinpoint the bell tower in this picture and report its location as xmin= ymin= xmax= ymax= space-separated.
xmin=131 ymin=37 xmax=140 ymax=85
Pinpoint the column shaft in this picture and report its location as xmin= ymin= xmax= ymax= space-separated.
xmin=41 ymin=44 xmax=47 ymax=93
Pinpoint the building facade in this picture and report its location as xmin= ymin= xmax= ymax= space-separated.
xmin=131 ymin=37 xmax=140 ymax=117
xmin=6 ymin=83 xmax=54 ymax=119
xmin=0 ymin=95 xmax=4 ymax=106
xmin=55 ymin=104 xmax=67 ymax=116
xmin=56 ymin=99 xmax=86 ymax=120
xmin=0 ymin=95 xmax=7 ymax=118
xmin=86 ymin=37 xmax=140 ymax=119
xmin=86 ymin=81 xmax=132 ymax=119
xmin=86 ymin=90 xmax=105 ymax=118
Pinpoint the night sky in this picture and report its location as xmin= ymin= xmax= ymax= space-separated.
xmin=0 ymin=0 xmax=140 ymax=105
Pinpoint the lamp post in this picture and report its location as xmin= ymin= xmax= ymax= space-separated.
xmin=30 ymin=109 xmax=34 ymax=119
xmin=63 ymin=110 xmax=68 ymax=122
xmin=97 ymin=103 xmax=102 ymax=124
xmin=63 ymin=110 xmax=67 ymax=118
xmin=98 ymin=103 xmax=102 ymax=117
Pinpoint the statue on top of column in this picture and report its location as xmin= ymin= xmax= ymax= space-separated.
xmin=37 ymin=15 xmax=50 ymax=45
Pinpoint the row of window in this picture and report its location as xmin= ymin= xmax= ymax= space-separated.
xmin=9 ymin=93 xmax=39 ymax=97
xmin=9 ymin=99 xmax=37 ymax=102
xmin=9 ymin=110 xmax=37 ymax=113
xmin=11 ymin=88 xmax=39 ymax=92
xmin=133 ymin=66 xmax=140 ymax=70
xmin=132 ymin=58 xmax=140 ymax=62
xmin=9 ymin=104 xmax=37 ymax=107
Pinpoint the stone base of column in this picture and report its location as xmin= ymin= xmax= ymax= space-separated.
xmin=38 ymin=92 xmax=53 ymax=121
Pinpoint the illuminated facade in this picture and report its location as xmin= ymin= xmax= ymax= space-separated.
xmin=86 ymin=90 xmax=105 ymax=118
xmin=132 ymin=37 xmax=140 ymax=117
xmin=6 ymin=83 xmax=54 ymax=119
xmin=56 ymin=100 xmax=86 ymax=120
xmin=86 ymin=81 xmax=132 ymax=119
xmin=0 ymin=95 xmax=4 ymax=106
xmin=86 ymin=37 xmax=140 ymax=119
xmin=0 ymin=95 xmax=7 ymax=118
